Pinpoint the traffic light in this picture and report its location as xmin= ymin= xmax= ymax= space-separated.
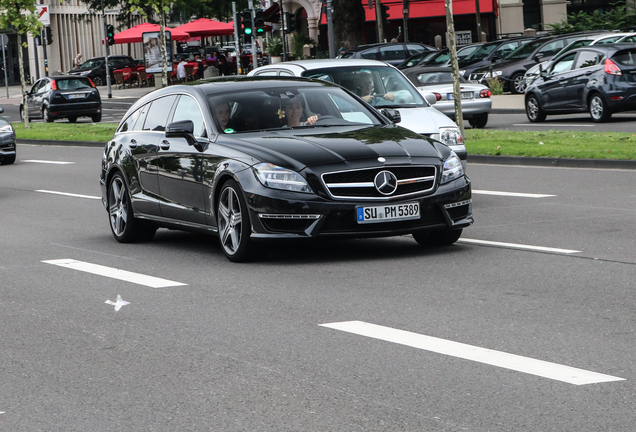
xmin=106 ymin=24 xmax=115 ymax=46
xmin=284 ymin=12 xmax=296 ymax=34
xmin=242 ymin=10 xmax=253 ymax=39
xmin=380 ymin=4 xmax=390 ymax=27
xmin=254 ymin=9 xmax=265 ymax=35
xmin=42 ymin=26 xmax=53 ymax=45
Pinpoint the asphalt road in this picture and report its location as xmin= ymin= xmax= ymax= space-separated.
xmin=1 ymin=144 xmax=635 ymax=431
xmin=483 ymin=111 xmax=636 ymax=133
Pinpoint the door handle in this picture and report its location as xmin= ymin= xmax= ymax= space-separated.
xmin=160 ymin=139 xmax=170 ymax=150
xmin=129 ymin=139 xmax=138 ymax=149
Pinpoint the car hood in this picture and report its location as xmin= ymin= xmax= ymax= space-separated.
xmin=218 ymin=125 xmax=446 ymax=171
xmin=394 ymin=106 xmax=456 ymax=133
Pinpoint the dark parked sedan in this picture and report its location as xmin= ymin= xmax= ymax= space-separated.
xmin=338 ymin=42 xmax=437 ymax=66
xmin=100 ymin=77 xmax=473 ymax=262
xmin=67 ymin=55 xmax=137 ymax=87
xmin=20 ymin=76 xmax=102 ymax=123
xmin=525 ymin=44 xmax=636 ymax=122
xmin=0 ymin=107 xmax=16 ymax=165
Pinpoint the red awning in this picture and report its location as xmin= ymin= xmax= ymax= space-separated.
xmin=321 ymin=0 xmax=494 ymax=24
xmin=114 ymin=23 xmax=191 ymax=44
xmin=173 ymin=18 xmax=235 ymax=37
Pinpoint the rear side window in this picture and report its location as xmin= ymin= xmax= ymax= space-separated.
xmin=380 ymin=45 xmax=406 ymax=61
xmin=538 ymin=40 xmax=565 ymax=57
xmin=406 ymin=44 xmax=427 ymax=55
xmin=574 ymin=51 xmax=604 ymax=69
xmin=360 ymin=47 xmax=380 ymax=60
xmin=612 ymin=49 xmax=636 ymax=66
xmin=171 ymin=95 xmax=206 ymax=137
xmin=143 ymin=95 xmax=178 ymax=131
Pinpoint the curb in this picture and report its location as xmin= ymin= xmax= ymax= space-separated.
xmin=467 ymin=154 xmax=636 ymax=170
xmin=17 ymin=139 xmax=105 ymax=147
xmin=491 ymin=108 xmax=525 ymax=115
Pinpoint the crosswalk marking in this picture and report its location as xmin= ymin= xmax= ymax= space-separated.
xmin=320 ymin=321 xmax=625 ymax=385
xmin=43 ymin=259 xmax=187 ymax=288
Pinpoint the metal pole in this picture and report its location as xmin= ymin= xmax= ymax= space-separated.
xmin=475 ymin=0 xmax=482 ymax=42
xmin=402 ymin=0 xmax=409 ymax=42
xmin=375 ymin=0 xmax=385 ymax=43
xmin=2 ymin=41 xmax=9 ymax=98
xmin=101 ymin=13 xmax=112 ymax=98
xmin=34 ymin=36 xmax=40 ymax=80
xmin=251 ymin=7 xmax=257 ymax=72
xmin=232 ymin=2 xmax=240 ymax=75
xmin=280 ymin=2 xmax=288 ymax=61
xmin=42 ymin=27 xmax=48 ymax=77
xmin=327 ymin=0 xmax=335 ymax=58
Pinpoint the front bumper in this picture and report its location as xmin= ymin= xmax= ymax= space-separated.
xmin=0 ymin=132 xmax=16 ymax=158
xmin=433 ymin=99 xmax=492 ymax=119
xmin=243 ymin=176 xmax=473 ymax=240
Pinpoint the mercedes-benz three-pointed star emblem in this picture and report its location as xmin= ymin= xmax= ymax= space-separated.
xmin=374 ymin=170 xmax=398 ymax=195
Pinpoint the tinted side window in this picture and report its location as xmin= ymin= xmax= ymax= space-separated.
xmin=574 ymin=51 xmax=603 ymax=69
xmin=171 ymin=95 xmax=206 ymax=137
xmin=118 ymin=108 xmax=143 ymax=133
xmin=494 ymin=42 xmax=518 ymax=58
xmin=406 ymin=44 xmax=426 ymax=55
xmin=551 ymin=52 xmax=576 ymax=74
xmin=143 ymin=95 xmax=178 ymax=131
xmin=538 ymin=40 xmax=565 ymax=57
xmin=380 ymin=45 xmax=406 ymax=61
xmin=360 ymin=47 xmax=380 ymax=60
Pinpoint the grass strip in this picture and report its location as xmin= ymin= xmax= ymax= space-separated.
xmin=14 ymin=122 xmax=117 ymax=142
xmin=465 ymin=129 xmax=636 ymax=160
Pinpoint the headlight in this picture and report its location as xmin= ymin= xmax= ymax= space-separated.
xmin=439 ymin=127 xmax=464 ymax=147
xmin=441 ymin=151 xmax=464 ymax=184
xmin=253 ymin=163 xmax=312 ymax=193
xmin=484 ymin=70 xmax=503 ymax=78
xmin=459 ymin=70 xmax=465 ymax=76
xmin=0 ymin=125 xmax=13 ymax=133
xmin=80 ymin=70 xmax=92 ymax=76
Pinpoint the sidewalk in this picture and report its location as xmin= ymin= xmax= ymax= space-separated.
xmin=1 ymin=83 xmax=527 ymax=113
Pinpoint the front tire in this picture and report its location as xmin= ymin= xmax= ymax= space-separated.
xmin=93 ymin=75 xmax=104 ymax=86
xmin=526 ymin=95 xmax=546 ymax=122
xmin=107 ymin=172 xmax=156 ymax=243
xmin=217 ymin=180 xmax=255 ymax=262
xmin=413 ymin=229 xmax=463 ymax=247
xmin=511 ymin=73 xmax=526 ymax=94
xmin=469 ymin=113 xmax=488 ymax=129
xmin=589 ymin=93 xmax=612 ymax=123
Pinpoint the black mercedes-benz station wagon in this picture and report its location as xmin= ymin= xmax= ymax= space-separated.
xmin=100 ymin=77 xmax=473 ymax=262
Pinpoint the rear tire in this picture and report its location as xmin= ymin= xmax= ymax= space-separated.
xmin=91 ymin=113 xmax=102 ymax=122
xmin=43 ymin=107 xmax=54 ymax=123
xmin=589 ymin=93 xmax=612 ymax=123
xmin=413 ymin=229 xmax=463 ymax=247
xmin=107 ymin=172 xmax=156 ymax=243
xmin=468 ymin=113 xmax=488 ymax=129
xmin=510 ymin=73 xmax=526 ymax=94
xmin=526 ymin=95 xmax=546 ymax=122
xmin=68 ymin=117 xmax=77 ymax=123
xmin=217 ymin=179 xmax=255 ymax=262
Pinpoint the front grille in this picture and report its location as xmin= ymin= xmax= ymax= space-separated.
xmin=321 ymin=204 xmax=446 ymax=233
xmin=322 ymin=166 xmax=437 ymax=200
xmin=261 ymin=218 xmax=314 ymax=233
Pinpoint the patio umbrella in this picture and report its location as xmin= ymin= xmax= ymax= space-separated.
xmin=173 ymin=18 xmax=235 ymax=37
xmin=114 ymin=22 xmax=191 ymax=44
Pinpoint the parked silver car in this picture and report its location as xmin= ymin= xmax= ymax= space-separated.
xmin=247 ymin=59 xmax=467 ymax=162
xmin=402 ymin=66 xmax=492 ymax=128
xmin=0 ymin=107 xmax=16 ymax=165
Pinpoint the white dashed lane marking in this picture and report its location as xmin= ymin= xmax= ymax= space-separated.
xmin=35 ymin=190 xmax=101 ymax=200
xmin=457 ymin=238 xmax=581 ymax=254
xmin=473 ymin=190 xmax=556 ymax=198
xmin=320 ymin=321 xmax=625 ymax=385
xmin=22 ymin=160 xmax=75 ymax=164
xmin=43 ymin=259 xmax=188 ymax=288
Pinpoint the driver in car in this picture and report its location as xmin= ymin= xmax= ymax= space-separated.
xmin=356 ymin=72 xmax=395 ymax=103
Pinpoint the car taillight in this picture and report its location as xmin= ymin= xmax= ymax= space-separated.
xmin=433 ymin=92 xmax=442 ymax=101
xmin=605 ymin=58 xmax=622 ymax=76
xmin=51 ymin=80 xmax=57 ymax=90
xmin=88 ymin=78 xmax=96 ymax=88
xmin=480 ymin=89 xmax=491 ymax=98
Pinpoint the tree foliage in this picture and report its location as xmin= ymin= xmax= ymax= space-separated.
xmin=332 ymin=0 xmax=366 ymax=49
xmin=0 ymin=0 xmax=46 ymax=128
xmin=171 ymin=0 xmax=235 ymax=22
xmin=547 ymin=4 xmax=636 ymax=34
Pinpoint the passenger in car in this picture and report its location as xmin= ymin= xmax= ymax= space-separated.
xmin=213 ymin=101 xmax=231 ymax=131
xmin=282 ymin=98 xmax=318 ymax=127
xmin=356 ymin=72 xmax=395 ymax=103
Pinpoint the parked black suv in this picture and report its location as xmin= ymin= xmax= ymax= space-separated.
xmin=67 ymin=55 xmax=137 ymax=86
xmin=525 ymin=44 xmax=636 ymax=122
xmin=337 ymin=42 xmax=437 ymax=66
xmin=469 ymin=34 xmax=602 ymax=93
xmin=20 ymin=76 xmax=102 ymax=123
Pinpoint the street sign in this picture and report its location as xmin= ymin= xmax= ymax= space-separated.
xmin=36 ymin=5 xmax=50 ymax=26
xmin=0 ymin=34 xmax=8 ymax=48
xmin=104 ymin=8 xmax=121 ymax=13
xmin=456 ymin=30 xmax=472 ymax=45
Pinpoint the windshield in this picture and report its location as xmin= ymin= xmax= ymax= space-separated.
xmin=554 ymin=40 xmax=592 ymax=58
xmin=301 ymin=66 xmax=426 ymax=108
xmin=463 ymin=43 xmax=498 ymax=62
xmin=77 ymin=59 xmax=104 ymax=70
xmin=414 ymin=71 xmax=467 ymax=85
xmin=207 ymin=85 xmax=383 ymax=133
xmin=503 ymin=40 xmax=543 ymax=60
xmin=58 ymin=78 xmax=93 ymax=90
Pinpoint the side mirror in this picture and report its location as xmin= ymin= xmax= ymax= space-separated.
xmin=381 ymin=108 xmax=401 ymax=124
xmin=166 ymin=120 xmax=197 ymax=146
xmin=491 ymin=54 xmax=500 ymax=61
xmin=423 ymin=92 xmax=437 ymax=106
xmin=0 ymin=107 xmax=4 ymax=114
xmin=540 ymin=69 xmax=549 ymax=78
xmin=533 ymin=53 xmax=545 ymax=62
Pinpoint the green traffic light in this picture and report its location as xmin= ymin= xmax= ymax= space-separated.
xmin=256 ymin=28 xmax=264 ymax=34
xmin=245 ymin=28 xmax=253 ymax=35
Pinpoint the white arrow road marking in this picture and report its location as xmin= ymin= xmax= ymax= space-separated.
xmin=43 ymin=259 xmax=187 ymax=288
xmin=22 ymin=160 xmax=75 ymax=164
xmin=473 ymin=190 xmax=556 ymax=198
xmin=36 ymin=190 xmax=101 ymax=200
xmin=320 ymin=321 xmax=625 ymax=385
xmin=457 ymin=238 xmax=581 ymax=254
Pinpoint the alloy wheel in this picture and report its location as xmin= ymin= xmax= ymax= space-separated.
xmin=218 ymin=185 xmax=243 ymax=256
xmin=108 ymin=176 xmax=129 ymax=237
xmin=590 ymin=96 xmax=603 ymax=120
xmin=513 ymin=75 xmax=526 ymax=94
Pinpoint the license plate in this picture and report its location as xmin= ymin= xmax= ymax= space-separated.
xmin=448 ymin=92 xmax=474 ymax=100
xmin=356 ymin=202 xmax=420 ymax=224
xmin=468 ymin=80 xmax=480 ymax=84
xmin=68 ymin=94 xmax=85 ymax=99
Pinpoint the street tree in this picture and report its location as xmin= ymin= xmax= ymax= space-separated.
xmin=128 ymin=0 xmax=171 ymax=87
xmin=332 ymin=0 xmax=366 ymax=49
xmin=171 ymin=0 xmax=234 ymax=22
xmin=0 ymin=0 xmax=44 ymax=129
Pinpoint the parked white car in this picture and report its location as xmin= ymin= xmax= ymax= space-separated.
xmin=247 ymin=59 xmax=467 ymax=163
xmin=401 ymin=66 xmax=492 ymax=128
